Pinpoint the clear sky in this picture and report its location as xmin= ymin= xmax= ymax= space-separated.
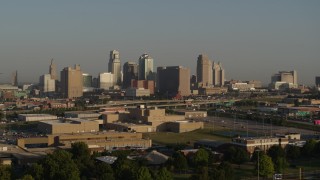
xmin=0 ymin=0 xmax=319 ymax=85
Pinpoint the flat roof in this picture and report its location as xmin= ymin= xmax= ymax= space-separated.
xmin=19 ymin=114 xmax=57 ymax=117
xmin=40 ymin=118 xmax=97 ymax=125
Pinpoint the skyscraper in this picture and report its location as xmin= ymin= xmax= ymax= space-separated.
xmin=196 ymin=54 xmax=212 ymax=87
xmin=39 ymin=74 xmax=55 ymax=93
xmin=49 ymin=59 xmax=57 ymax=80
xmin=99 ymin=72 xmax=114 ymax=90
xmin=138 ymin=54 xmax=154 ymax=80
xmin=271 ymin=70 xmax=298 ymax=85
xmin=123 ymin=62 xmax=138 ymax=89
xmin=212 ymin=62 xmax=225 ymax=86
xmin=316 ymin=76 xmax=320 ymax=87
xmin=82 ymin=73 xmax=92 ymax=87
xmin=108 ymin=50 xmax=121 ymax=86
xmin=157 ymin=66 xmax=190 ymax=97
xmin=11 ymin=70 xmax=18 ymax=86
xmin=60 ymin=65 xmax=83 ymax=98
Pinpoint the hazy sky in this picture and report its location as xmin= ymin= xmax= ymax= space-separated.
xmin=0 ymin=1 xmax=319 ymax=85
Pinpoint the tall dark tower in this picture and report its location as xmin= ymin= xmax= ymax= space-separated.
xmin=12 ymin=70 xmax=18 ymax=86
xmin=123 ymin=62 xmax=138 ymax=89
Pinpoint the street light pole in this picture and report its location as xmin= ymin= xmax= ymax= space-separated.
xmin=258 ymin=150 xmax=260 ymax=180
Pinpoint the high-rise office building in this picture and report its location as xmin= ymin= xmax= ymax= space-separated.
xmin=99 ymin=72 xmax=114 ymax=90
xmin=157 ymin=66 xmax=190 ymax=97
xmin=108 ymin=50 xmax=121 ymax=86
xmin=82 ymin=73 xmax=92 ymax=88
xmin=316 ymin=76 xmax=320 ymax=87
xmin=138 ymin=54 xmax=154 ymax=80
xmin=271 ymin=70 xmax=298 ymax=85
xmin=39 ymin=74 xmax=55 ymax=93
xmin=197 ymin=54 xmax=212 ymax=87
xmin=12 ymin=70 xmax=18 ymax=86
xmin=123 ymin=62 xmax=138 ymax=89
xmin=49 ymin=59 xmax=57 ymax=80
xmin=190 ymin=75 xmax=197 ymax=90
xmin=212 ymin=62 xmax=225 ymax=86
xmin=60 ymin=65 xmax=83 ymax=98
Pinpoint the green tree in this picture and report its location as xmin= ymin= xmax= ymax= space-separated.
xmin=267 ymin=145 xmax=288 ymax=172
xmin=302 ymin=139 xmax=317 ymax=157
xmin=0 ymin=165 xmax=11 ymax=180
xmin=136 ymin=166 xmax=152 ymax=180
xmin=41 ymin=149 xmax=80 ymax=180
xmin=218 ymin=162 xmax=234 ymax=180
xmin=26 ymin=163 xmax=43 ymax=180
xmin=94 ymin=162 xmax=114 ymax=180
xmin=173 ymin=152 xmax=188 ymax=173
xmin=156 ymin=167 xmax=173 ymax=180
xmin=193 ymin=148 xmax=209 ymax=167
xmin=257 ymin=154 xmax=274 ymax=178
xmin=113 ymin=157 xmax=136 ymax=180
xmin=21 ymin=174 xmax=34 ymax=180
xmin=286 ymin=145 xmax=301 ymax=159
xmin=225 ymin=146 xmax=249 ymax=167
xmin=70 ymin=142 xmax=94 ymax=178
xmin=267 ymin=145 xmax=285 ymax=161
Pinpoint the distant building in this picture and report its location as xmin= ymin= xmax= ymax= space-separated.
xmin=123 ymin=62 xmax=138 ymax=89
xmin=99 ymin=72 xmax=114 ymax=90
xmin=229 ymin=83 xmax=255 ymax=91
xmin=108 ymin=50 xmax=121 ymax=86
xmin=12 ymin=70 xmax=18 ymax=86
xmin=232 ymin=136 xmax=289 ymax=154
xmin=60 ymin=65 xmax=83 ymax=98
xmin=38 ymin=118 xmax=99 ymax=134
xmin=271 ymin=70 xmax=298 ymax=85
xmin=138 ymin=54 xmax=154 ymax=80
xmin=125 ymin=88 xmax=150 ymax=97
xmin=39 ymin=74 xmax=55 ymax=93
xmin=316 ymin=76 xmax=320 ymax=87
xmin=197 ymin=54 xmax=212 ymax=87
xmin=131 ymin=80 xmax=155 ymax=95
xmin=190 ymin=75 xmax=197 ymax=90
xmin=82 ymin=73 xmax=92 ymax=88
xmin=212 ymin=62 xmax=225 ymax=86
xmin=18 ymin=114 xmax=57 ymax=122
xmin=49 ymin=59 xmax=57 ymax=80
xmin=157 ymin=66 xmax=190 ymax=97
xmin=198 ymin=87 xmax=228 ymax=95
xmin=245 ymin=80 xmax=262 ymax=88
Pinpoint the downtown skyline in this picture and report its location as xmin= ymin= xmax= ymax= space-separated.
xmin=0 ymin=1 xmax=319 ymax=85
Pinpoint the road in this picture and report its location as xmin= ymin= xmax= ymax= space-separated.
xmin=204 ymin=116 xmax=318 ymax=138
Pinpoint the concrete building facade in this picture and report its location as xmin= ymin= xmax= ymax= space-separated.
xmin=38 ymin=118 xmax=99 ymax=134
xmin=49 ymin=59 xmax=57 ymax=80
xmin=212 ymin=62 xmax=225 ymax=86
xmin=39 ymin=74 xmax=55 ymax=93
xmin=108 ymin=50 xmax=121 ymax=86
xmin=157 ymin=66 xmax=190 ymax=97
xmin=60 ymin=65 xmax=83 ymax=98
xmin=271 ymin=70 xmax=298 ymax=85
xmin=138 ymin=54 xmax=154 ymax=80
xmin=197 ymin=54 xmax=212 ymax=87
xmin=99 ymin=72 xmax=114 ymax=90
xmin=123 ymin=62 xmax=138 ymax=89
xmin=131 ymin=80 xmax=155 ymax=95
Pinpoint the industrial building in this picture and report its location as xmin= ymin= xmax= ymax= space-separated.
xmin=38 ymin=118 xmax=99 ymax=134
xmin=17 ymin=132 xmax=151 ymax=151
xmin=18 ymin=114 xmax=58 ymax=122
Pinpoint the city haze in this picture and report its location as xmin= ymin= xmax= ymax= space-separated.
xmin=0 ymin=1 xmax=319 ymax=85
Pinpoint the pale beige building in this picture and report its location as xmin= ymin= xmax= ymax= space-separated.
xmin=197 ymin=54 xmax=212 ymax=87
xmin=60 ymin=64 xmax=83 ymax=98
xmin=17 ymin=132 xmax=152 ymax=150
xmin=231 ymin=136 xmax=289 ymax=154
xmin=38 ymin=118 xmax=99 ymax=134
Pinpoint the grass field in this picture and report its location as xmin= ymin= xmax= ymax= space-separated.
xmin=143 ymin=127 xmax=230 ymax=146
